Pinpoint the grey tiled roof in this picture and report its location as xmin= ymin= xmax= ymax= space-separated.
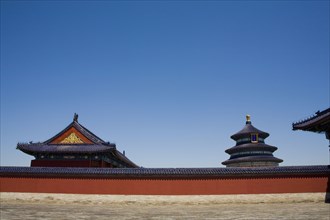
xmin=222 ymin=155 xmax=283 ymax=165
xmin=292 ymin=108 xmax=330 ymax=132
xmin=225 ymin=143 xmax=278 ymax=154
xmin=17 ymin=143 xmax=115 ymax=154
xmin=15 ymin=117 xmax=138 ymax=168
xmin=1 ymin=165 xmax=329 ymax=179
xmin=231 ymin=123 xmax=269 ymax=140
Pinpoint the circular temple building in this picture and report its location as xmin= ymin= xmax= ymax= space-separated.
xmin=222 ymin=115 xmax=283 ymax=167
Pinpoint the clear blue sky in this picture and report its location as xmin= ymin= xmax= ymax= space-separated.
xmin=1 ymin=0 xmax=329 ymax=167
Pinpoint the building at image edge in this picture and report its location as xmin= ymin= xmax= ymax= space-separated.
xmin=292 ymin=107 xmax=330 ymax=140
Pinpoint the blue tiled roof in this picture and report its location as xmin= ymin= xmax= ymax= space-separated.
xmin=231 ymin=123 xmax=269 ymax=140
xmin=225 ymin=143 xmax=277 ymax=154
xmin=1 ymin=165 xmax=329 ymax=179
xmin=222 ymin=156 xmax=283 ymax=165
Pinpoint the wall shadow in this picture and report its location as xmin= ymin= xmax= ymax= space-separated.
xmin=325 ymin=165 xmax=330 ymax=203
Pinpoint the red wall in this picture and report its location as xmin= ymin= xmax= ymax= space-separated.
xmin=1 ymin=176 xmax=328 ymax=195
xmin=31 ymin=160 xmax=91 ymax=167
xmin=31 ymin=160 xmax=112 ymax=168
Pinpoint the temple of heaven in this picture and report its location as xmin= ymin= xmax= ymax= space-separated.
xmin=16 ymin=114 xmax=138 ymax=168
xmin=222 ymin=115 xmax=283 ymax=167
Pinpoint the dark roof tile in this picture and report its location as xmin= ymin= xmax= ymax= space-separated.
xmin=231 ymin=123 xmax=269 ymax=140
xmin=1 ymin=165 xmax=329 ymax=179
xmin=225 ymin=143 xmax=278 ymax=154
xmin=222 ymin=156 xmax=283 ymax=165
xmin=17 ymin=143 xmax=115 ymax=154
xmin=292 ymin=108 xmax=330 ymax=132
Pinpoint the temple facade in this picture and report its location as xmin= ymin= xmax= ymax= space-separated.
xmin=17 ymin=114 xmax=138 ymax=168
xmin=222 ymin=115 xmax=283 ymax=167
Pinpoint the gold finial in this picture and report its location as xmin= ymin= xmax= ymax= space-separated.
xmin=246 ymin=114 xmax=251 ymax=122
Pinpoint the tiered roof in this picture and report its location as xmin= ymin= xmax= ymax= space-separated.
xmin=222 ymin=115 xmax=283 ymax=167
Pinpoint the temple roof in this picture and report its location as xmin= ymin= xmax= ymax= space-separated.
xmin=222 ymin=155 xmax=283 ymax=166
xmin=16 ymin=114 xmax=115 ymax=154
xmin=17 ymin=143 xmax=115 ymax=154
xmin=225 ymin=143 xmax=278 ymax=154
xmin=16 ymin=114 xmax=138 ymax=168
xmin=45 ymin=117 xmax=106 ymax=144
xmin=231 ymin=116 xmax=269 ymax=140
xmin=292 ymin=108 xmax=330 ymax=133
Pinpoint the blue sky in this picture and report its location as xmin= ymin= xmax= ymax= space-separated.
xmin=1 ymin=0 xmax=329 ymax=167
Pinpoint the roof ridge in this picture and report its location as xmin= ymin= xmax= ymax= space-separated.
xmin=72 ymin=121 xmax=106 ymax=144
xmin=44 ymin=121 xmax=75 ymax=144
xmin=44 ymin=120 xmax=106 ymax=144
xmin=292 ymin=108 xmax=330 ymax=126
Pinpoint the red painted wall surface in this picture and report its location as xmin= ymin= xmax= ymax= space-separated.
xmin=1 ymin=177 xmax=328 ymax=195
xmin=31 ymin=160 xmax=91 ymax=167
xmin=31 ymin=160 xmax=112 ymax=168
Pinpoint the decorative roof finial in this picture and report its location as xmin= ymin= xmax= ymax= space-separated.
xmin=246 ymin=114 xmax=251 ymax=124
xmin=73 ymin=113 xmax=78 ymax=122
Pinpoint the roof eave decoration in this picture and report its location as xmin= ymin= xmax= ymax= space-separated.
xmin=292 ymin=108 xmax=330 ymax=133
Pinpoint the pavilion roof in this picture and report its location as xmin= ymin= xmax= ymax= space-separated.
xmin=17 ymin=114 xmax=116 ymax=154
xmin=231 ymin=121 xmax=269 ymax=140
xmin=16 ymin=114 xmax=139 ymax=168
xmin=17 ymin=143 xmax=115 ymax=154
xmin=225 ymin=143 xmax=278 ymax=154
xmin=292 ymin=108 xmax=330 ymax=133
xmin=222 ymin=155 xmax=283 ymax=166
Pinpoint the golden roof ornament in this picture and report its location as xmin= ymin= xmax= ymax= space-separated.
xmin=60 ymin=132 xmax=84 ymax=144
xmin=246 ymin=114 xmax=251 ymax=124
